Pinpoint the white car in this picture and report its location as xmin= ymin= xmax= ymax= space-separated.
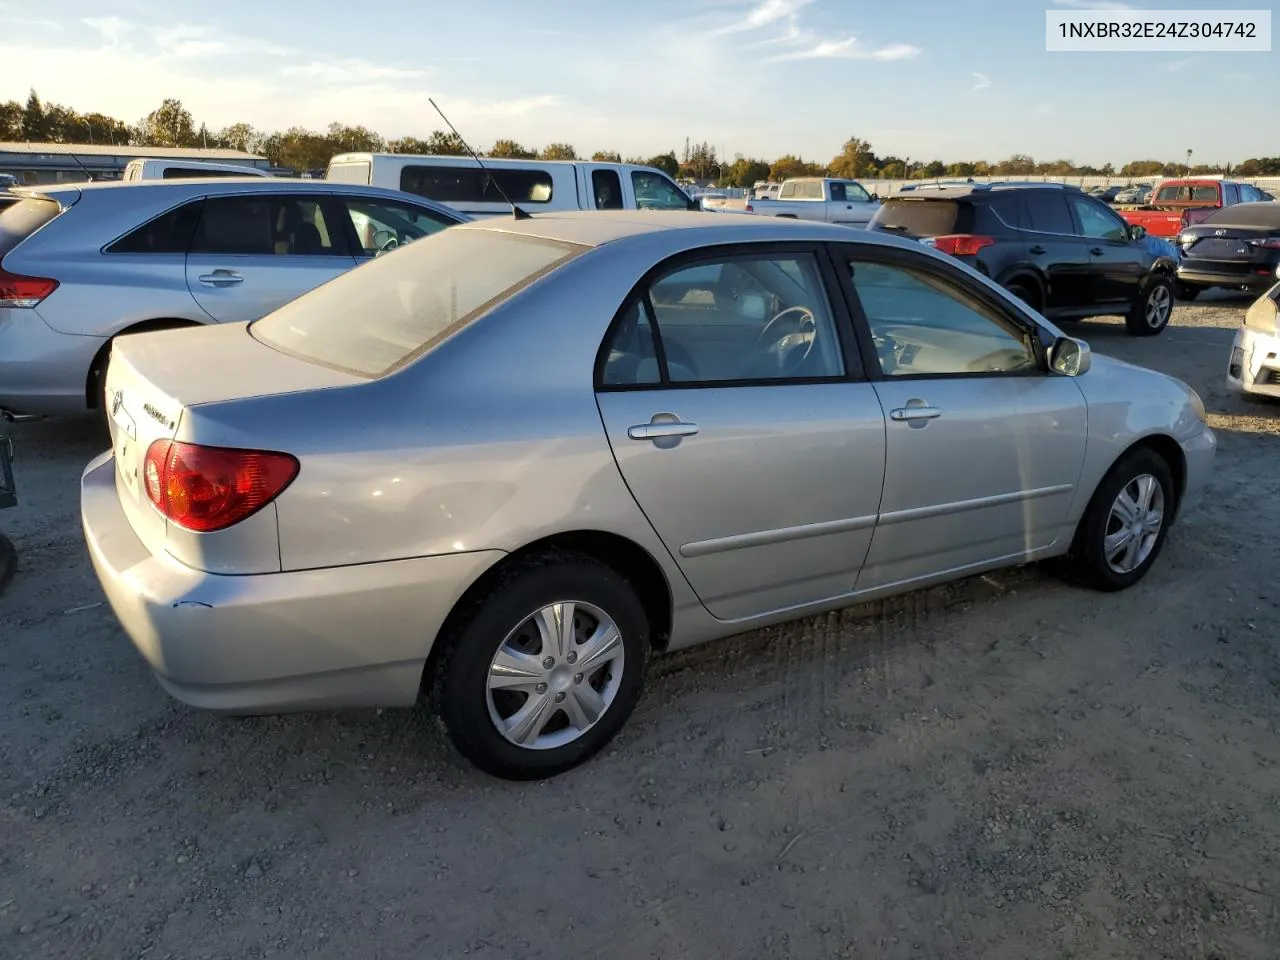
xmin=1227 ymin=266 xmax=1280 ymax=399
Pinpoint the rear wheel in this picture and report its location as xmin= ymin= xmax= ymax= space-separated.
xmin=1061 ymin=448 xmax=1175 ymax=592
xmin=433 ymin=553 xmax=649 ymax=780
xmin=1005 ymin=282 xmax=1040 ymax=312
xmin=1125 ymin=275 xmax=1174 ymax=336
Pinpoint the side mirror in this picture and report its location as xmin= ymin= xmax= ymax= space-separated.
xmin=1049 ymin=336 xmax=1091 ymax=377
xmin=1129 ymin=224 xmax=1147 ymax=241
xmin=1275 ymin=264 xmax=1280 ymax=279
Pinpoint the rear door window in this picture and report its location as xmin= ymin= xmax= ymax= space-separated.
xmin=0 ymin=197 xmax=63 ymax=258
xmin=190 ymin=195 xmax=347 ymax=256
xmin=591 ymin=169 xmax=623 ymax=210
xmin=106 ymin=200 xmax=205 ymax=254
xmin=1022 ymin=192 xmax=1076 ymax=235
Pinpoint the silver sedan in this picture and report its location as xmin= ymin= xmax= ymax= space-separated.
xmin=80 ymin=212 xmax=1216 ymax=779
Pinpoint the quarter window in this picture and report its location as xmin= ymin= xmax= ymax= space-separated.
xmin=190 ymin=196 xmax=344 ymax=256
xmin=341 ymin=197 xmax=455 ymax=256
xmin=846 ymin=259 xmax=1038 ymax=377
xmin=105 ymin=200 xmax=204 ymax=254
xmin=1069 ymin=196 xmax=1129 ymax=242
xmin=600 ymin=253 xmax=846 ymax=386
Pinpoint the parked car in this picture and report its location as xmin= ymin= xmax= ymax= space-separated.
xmin=1113 ymin=183 xmax=1153 ymax=205
xmin=1226 ymin=267 xmax=1280 ymax=399
xmin=1175 ymin=202 xmax=1280 ymax=299
xmin=0 ymin=178 xmax=467 ymax=419
xmin=736 ymin=177 xmax=880 ymax=226
xmin=1088 ymin=185 xmax=1125 ymax=204
xmin=81 ymin=211 xmax=1216 ymax=780
xmin=1118 ymin=178 xmax=1267 ymax=238
xmin=867 ymin=182 xmax=1179 ymax=335
xmin=122 ymin=158 xmax=274 ymax=181
xmin=0 ymin=173 xmax=19 ymax=189
xmin=326 ymin=153 xmax=699 ymax=218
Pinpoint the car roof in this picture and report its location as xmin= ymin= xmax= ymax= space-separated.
xmin=886 ymin=183 xmax=1080 ymax=201
xmin=457 ymin=209 xmax=925 ymax=252
xmin=15 ymin=178 xmax=430 ymax=199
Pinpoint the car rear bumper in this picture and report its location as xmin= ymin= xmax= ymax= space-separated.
xmin=1226 ymin=324 xmax=1280 ymax=398
xmin=0 ymin=307 xmax=103 ymax=416
xmin=1177 ymin=264 xmax=1278 ymax=289
xmin=81 ymin=451 xmax=504 ymax=713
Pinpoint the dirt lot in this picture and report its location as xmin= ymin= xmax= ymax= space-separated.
xmin=2 ymin=295 xmax=1280 ymax=960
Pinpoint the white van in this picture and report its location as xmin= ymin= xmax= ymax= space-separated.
xmin=325 ymin=153 xmax=699 ymax=218
xmin=122 ymin=158 xmax=273 ymax=182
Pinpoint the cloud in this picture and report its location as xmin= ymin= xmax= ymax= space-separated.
xmin=768 ymin=39 xmax=920 ymax=62
xmin=280 ymin=59 xmax=431 ymax=84
xmin=969 ymin=71 xmax=992 ymax=92
xmin=151 ymin=24 xmax=296 ymax=59
xmin=1031 ymin=102 xmax=1055 ymax=118
xmin=1164 ymin=56 xmax=1196 ymax=72
xmin=83 ymin=16 xmax=132 ymax=45
xmin=715 ymin=0 xmax=812 ymax=35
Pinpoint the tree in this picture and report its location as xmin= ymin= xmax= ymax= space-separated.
xmin=540 ymin=142 xmax=576 ymax=160
xmin=1119 ymin=159 xmax=1166 ymax=177
xmin=217 ymin=122 xmax=257 ymax=153
xmin=993 ymin=154 xmax=1036 ymax=175
xmin=828 ymin=137 xmax=878 ymax=179
xmin=83 ymin=112 xmax=129 ymax=145
xmin=327 ymin=123 xmax=383 ymax=153
xmin=488 ymin=139 xmax=537 ymax=159
xmin=921 ymin=160 xmax=946 ymax=178
xmin=0 ymin=101 xmax=20 ymax=140
xmin=21 ymin=89 xmax=48 ymax=141
xmin=647 ymin=151 xmax=679 ymax=177
xmin=591 ymin=150 xmax=622 ymax=163
xmin=137 ymin=98 xmax=196 ymax=147
xmin=769 ymin=155 xmax=823 ymax=181
xmin=423 ymin=131 xmax=468 ymax=155
xmin=726 ymin=155 xmax=771 ymax=188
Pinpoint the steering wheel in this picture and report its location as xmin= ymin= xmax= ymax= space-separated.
xmin=753 ymin=305 xmax=817 ymax=376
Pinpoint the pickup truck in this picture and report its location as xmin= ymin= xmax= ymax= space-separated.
xmin=1116 ymin=178 xmax=1268 ymax=238
xmin=737 ymin=177 xmax=881 ymax=226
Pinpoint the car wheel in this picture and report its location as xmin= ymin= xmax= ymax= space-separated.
xmin=1005 ymin=282 xmax=1040 ymax=312
xmin=1062 ymin=448 xmax=1175 ymax=592
xmin=1125 ymin=275 xmax=1174 ymax=336
xmin=433 ymin=553 xmax=649 ymax=780
xmin=1174 ymin=281 xmax=1201 ymax=301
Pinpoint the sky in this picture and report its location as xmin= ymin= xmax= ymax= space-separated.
xmin=0 ymin=0 xmax=1276 ymax=166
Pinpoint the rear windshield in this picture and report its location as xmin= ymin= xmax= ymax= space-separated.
xmin=871 ymin=199 xmax=968 ymax=237
xmin=251 ymin=228 xmax=586 ymax=377
xmin=1200 ymin=202 xmax=1280 ymax=228
xmin=1155 ymin=184 xmax=1219 ymax=203
xmin=326 ymin=160 xmax=372 ymax=185
xmin=0 ymin=197 xmax=62 ymax=259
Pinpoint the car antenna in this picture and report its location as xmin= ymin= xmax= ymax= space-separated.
xmin=67 ymin=152 xmax=95 ymax=182
xmin=428 ymin=97 xmax=530 ymax=220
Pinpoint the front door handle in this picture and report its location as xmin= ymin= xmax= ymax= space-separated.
xmin=1028 ymin=244 xmax=1046 ymax=255
xmin=627 ymin=420 xmax=699 ymax=440
xmin=198 ymin=270 xmax=244 ymax=286
xmin=1089 ymin=247 xmax=1104 ymax=256
xmin=889 ymin=405 xmax=942 ymax=422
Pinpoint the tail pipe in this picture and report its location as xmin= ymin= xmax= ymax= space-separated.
xmin=0 ymin=409 xmax=42 ymax=424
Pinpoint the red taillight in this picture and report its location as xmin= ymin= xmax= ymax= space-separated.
xmin=931 ymin=234 xmax=995 ymax=257
xmin=0 ymin=265 xmax=58 ymax=308
xmin=745 ymin=203 xmax=754 ymax=212
xmin=143 ymin=440 xmax=299 ymax=533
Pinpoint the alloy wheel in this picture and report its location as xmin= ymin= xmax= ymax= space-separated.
xmin=1145 ymin=284 xmax=1172 ymax=329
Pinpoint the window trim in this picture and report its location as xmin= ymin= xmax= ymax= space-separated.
xmin=1016 ymin=190 xmax=1084 ymax=239
xmin=186 ymin=192 xmax=354 ymax=259
xmin=593 ymin=241 xmax=866 ymax=393
xmin=825 ymin=241 xmax=1055 ymax=384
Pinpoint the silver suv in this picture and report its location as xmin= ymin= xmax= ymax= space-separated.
xmin=0 ymin=178 xmax=467 ymax=419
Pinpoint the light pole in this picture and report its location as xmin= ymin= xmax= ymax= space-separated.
xmin=1186 ymin=149 xmax=1192 ymax=174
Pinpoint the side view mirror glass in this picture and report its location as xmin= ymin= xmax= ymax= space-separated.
xmin=1129 ymin=224 xmax=1147 ymax=241
xmin=1275 ymin=264 xmax=1280 ymax=279
xmin=1049 ymin=335 xmax=1091 ymax=377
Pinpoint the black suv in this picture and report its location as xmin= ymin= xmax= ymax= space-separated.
xmin=867 ymin=183 xmax=1179 ymax=336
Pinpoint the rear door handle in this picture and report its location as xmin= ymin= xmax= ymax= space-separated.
xmin=628 ymin=421 xmax=699 ymax=440
xmin=1028 ymin=244 xmax=1046 ymax=255
xmin=889 ymin=406 xmax=942 ymax=422
xmin=197 ymin=270 xmax=244 ymax=286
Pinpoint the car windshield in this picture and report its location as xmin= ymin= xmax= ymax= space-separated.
xmin=251 ymin=228 xmax=587 ymax=378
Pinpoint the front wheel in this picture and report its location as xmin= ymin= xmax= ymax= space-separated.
xmin=433 ymin=554 xmax=649 ymax=780
xmin=1125 ymin=275 xmax=1174 ymax=336
xmin=1061 ymin=448 xmax=1175 ymax=592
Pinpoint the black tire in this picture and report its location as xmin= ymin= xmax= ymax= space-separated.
xmin=1174 ymin=281 xmax=1201 ymax=301
xmin=1125 ymin=275 xmax=1174 ymax=336
xmin=432 ymin=552 xmax=649 ymax=780
xmin=1062 ymin=448 xmax=1175 ymax=592
xmin=0 ymin=533 xmax=16 ymax=597
xmin=1005 ymin=282 xmax=1039 ymax=311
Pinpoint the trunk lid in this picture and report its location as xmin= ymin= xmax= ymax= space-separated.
xmin=1179 ymin=224 xmax=1276 ymax=263
xmin=104 ymin=322 xmax=364 ymax=554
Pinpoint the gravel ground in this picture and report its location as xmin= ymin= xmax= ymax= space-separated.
xmin=2 ymin=293 xmax=1279 ymax=960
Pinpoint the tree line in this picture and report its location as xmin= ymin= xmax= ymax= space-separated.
xmin=4 ymin=91 xmax=1279 ymax=181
